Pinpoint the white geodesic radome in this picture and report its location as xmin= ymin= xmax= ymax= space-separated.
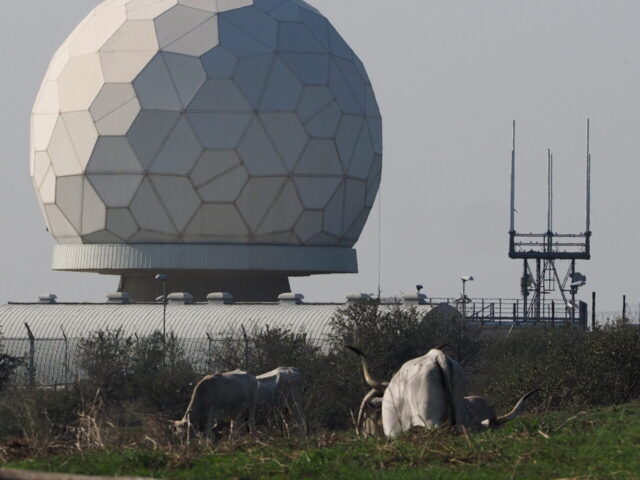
xmin=30 ymin=0 xmax=382 ymax=248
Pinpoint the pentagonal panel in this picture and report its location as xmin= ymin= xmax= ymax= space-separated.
xmin=257 ymin=181 xmax=303 ymax=234
xmin=130 ymin=178 xmax=177 ymax=233
xmin=106 ymin=208 xmax=139 ymax=240
xmin=259 ymin=112 xmax=308 ymax=170
xmin=191 ymin=150 xmax=242 ymax=186
xmin=149 ymin=175 xmax=201 ymax=231
xmin=88 ymin=174 xmax=144 ymax=208
xmin=150 ymin=116 xmax=202 ymax=174
xmin=236 ymin=177 xmax=286 ymax=230
xmin=61 ymin=111 xmax=99 ymax=169
xmin=197 ymin=166 xmax=248 ymax=202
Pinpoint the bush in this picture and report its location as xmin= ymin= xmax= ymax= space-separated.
xmin=129 ymin=331 xmax=198 ymax=417
xmin=477 ymin=324 xmax=640 ymax=412
xmin=0 ymin=327 xmax=21 ymax=392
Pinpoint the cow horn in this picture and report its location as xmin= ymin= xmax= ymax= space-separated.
xmin=356 ymin=388 xmax=382 ymax=437
xmin=346 ymin=345 xmax=387 ymax=392
xmin=495 ymin=389 xmax=542 ymax=426
xmin=434 ymin=343 xmax=450 ymax=351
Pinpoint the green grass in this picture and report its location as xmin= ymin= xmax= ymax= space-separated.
xmin=4 ymin=403 xmax=640 ymax=479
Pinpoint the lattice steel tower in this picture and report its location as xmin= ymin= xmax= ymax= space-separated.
xmin=509 ymin=121 xmax=592 ymax=322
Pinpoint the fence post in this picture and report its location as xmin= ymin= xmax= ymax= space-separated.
xmin=24 ymin=323 xmax=35 ymax=388
xmin=591 ymin=292 xmax=596 ymax=330
xmin=622 ymin=295 xmax=627 ymax=322
xmin=206 ymin=332 xmax=213 ymax=372
xmin=240 ymin=324 xmax=249 ymax=371
xmin=551 ymin=301 xmax=555 ymax=327
xmin=61 ymin=326 xmax=69 ymax=385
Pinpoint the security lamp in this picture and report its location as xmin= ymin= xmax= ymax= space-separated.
xmin=155 ymin=274 xmax=168 ymax=281
xmin=460 ymin=276 xmax=474 ymax=282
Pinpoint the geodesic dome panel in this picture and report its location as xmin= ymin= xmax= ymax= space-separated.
xmin=31 ymin=0 xmax=382 ymax=248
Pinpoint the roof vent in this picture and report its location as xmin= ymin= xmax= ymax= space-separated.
xmin=403 ymin=293 xmax=428 ymax=305
xmin=278 ymin=293 xmax=304 ymax=305
xmin=38 ymin=294 xmax=57 ymax=304
xmin=107 ymin=292 xmax=131 ymax=304
xmin=167 ymin=292 xmax=194 ymax=305
xmin=346 ymin=293 xmax=372 ymax=303
xmin=207 ymin=292 xmax=234 ymax=305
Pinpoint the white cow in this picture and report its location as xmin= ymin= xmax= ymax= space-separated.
xmin=174 ymin=369 xmax=257 ymax=440
xmin=349 ymin=346 xmax=538 ymax=438
xmin=256 ymin=367 xmax=306 ymax=435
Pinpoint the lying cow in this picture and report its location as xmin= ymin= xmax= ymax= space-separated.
xmin=173 ymin=369 xmax=257 ymax=441
xmin=256 ymin=367 xmax=306 ymax=435
xmin=348 ymin=346 xmax=538 ymax=438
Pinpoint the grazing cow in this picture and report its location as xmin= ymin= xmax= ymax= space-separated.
xmin=256 ymin=367 xmax=306 ymax=434
xmin=349 ymin=346 xmax=538 ymax=438
xmin=174 ymin=370 xmax=257 ymax=440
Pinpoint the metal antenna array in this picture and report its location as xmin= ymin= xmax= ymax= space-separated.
xmin=508 ymin=121 xmax=592 ymax=323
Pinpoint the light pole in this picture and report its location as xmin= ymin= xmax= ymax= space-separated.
xmin=155 ymin=274 xmax=168 ymax=356
xmin=460 ymin=276 xmax=474 ymax=320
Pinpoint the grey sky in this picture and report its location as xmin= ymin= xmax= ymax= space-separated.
xmin=0 ymin=1 xmax=637 ymax=311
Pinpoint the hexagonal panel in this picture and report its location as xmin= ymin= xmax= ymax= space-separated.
xmin=149 ymin=175 xmax=201 ymax=231
xmin=198 ymin=166 xmax=248 ymax=202
xmin=191 ymin=150 xmax=242 ymax=186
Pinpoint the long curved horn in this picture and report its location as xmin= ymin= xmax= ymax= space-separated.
xmin=356 ymin=389 xmax=381 ymax=437
xmin=347 ymin=345 xmax=387 ymax=392
xmin=495 ymin=389 xmax=541 ymax=425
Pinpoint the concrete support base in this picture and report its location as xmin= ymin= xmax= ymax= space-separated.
xmin=118 ymin=272 xmax=291 ymax=303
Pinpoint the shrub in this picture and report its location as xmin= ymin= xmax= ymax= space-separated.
xmin=129 ymin=331 xmax=198 ymax=417
xmin=477 ymin=324 xmax=640 ymax=411
xmin=76 ymin=328 xmax=133 ymax=401
xmin=0 ymin=327 xmax=21 ymax=392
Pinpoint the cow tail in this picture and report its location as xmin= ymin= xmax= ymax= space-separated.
xmin=435 ymin=351 xmax=456 ymax=426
